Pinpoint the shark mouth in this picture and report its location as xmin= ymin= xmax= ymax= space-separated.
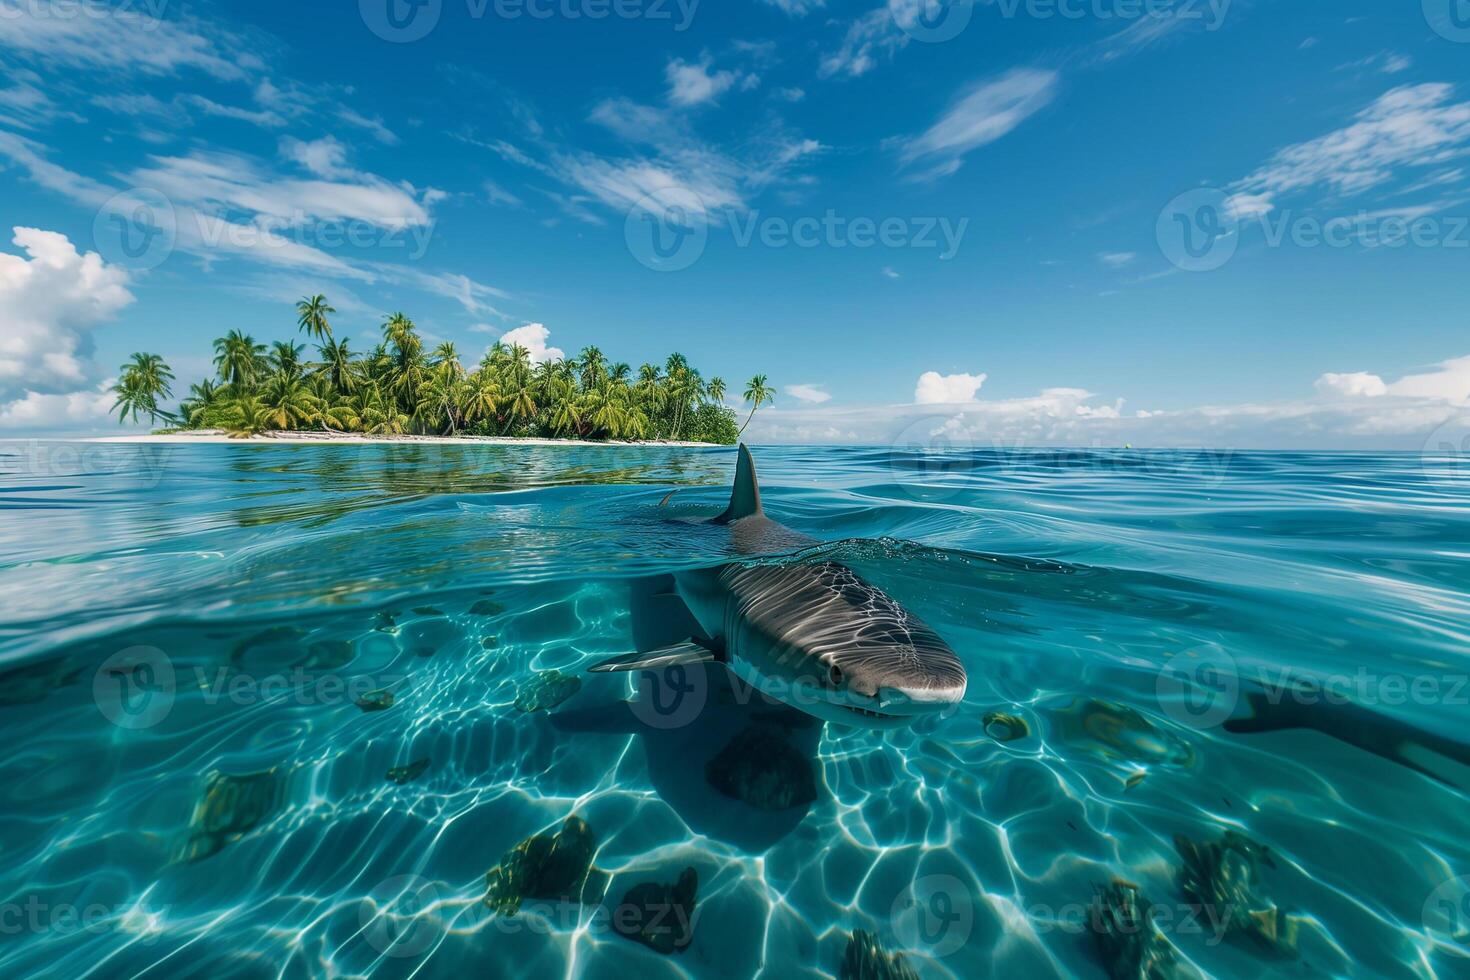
xmin=842 ymin=704 xmax=903 ymax=721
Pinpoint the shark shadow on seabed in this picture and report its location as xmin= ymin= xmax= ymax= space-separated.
xmin=550 ymin=572 xmax=825 ymax=852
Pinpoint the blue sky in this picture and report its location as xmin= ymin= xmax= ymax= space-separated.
xmin=1 ymin=0 xmax=1469 ymax=447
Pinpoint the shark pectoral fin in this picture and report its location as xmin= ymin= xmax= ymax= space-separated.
xmin=587 ymin=640 xmax=719 ymax=673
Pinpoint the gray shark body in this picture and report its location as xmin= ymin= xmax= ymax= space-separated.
xmin=591 ymin=446 xmax=967 ymax=729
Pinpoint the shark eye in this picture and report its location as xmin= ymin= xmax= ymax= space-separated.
xmin=828 ymin=664 xmax=844 ymax=686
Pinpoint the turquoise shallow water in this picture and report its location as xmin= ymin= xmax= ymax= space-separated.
xmin=2 ymin=441 xmax=1469 ymax=979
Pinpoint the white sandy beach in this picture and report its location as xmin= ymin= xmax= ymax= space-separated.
xmin=87 ymin=430 xmax=720 ymax=448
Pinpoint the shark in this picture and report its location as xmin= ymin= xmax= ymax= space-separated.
xmin=587 ymin=445 xmax=968 ymax=729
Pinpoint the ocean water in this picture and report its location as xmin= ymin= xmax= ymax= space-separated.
xmin=2 ymin=441 xmax=1469 ymax=979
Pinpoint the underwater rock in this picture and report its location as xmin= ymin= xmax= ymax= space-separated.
xmin=1088 ymin=879 xmax=1179 ymax=980
xmin=483 ymin=816 xmax=609 ymax=916
xmin=470 ymin=599 xmax=505 ymax=617
xmin=704 ymin=726 xmax=817 ymax=811
xmin=177 ymin=768 xmax=283 ymax=863
xmin=482 ymin=635 xmax=500 ymax=650
xmin=356 ymin=688 xmax=395 ymax=711
xmin=839 ymin=929 xmax=920 ymax=980
xmin=0 ymin=656 xmax=81 ymax=706
xmin=514 ymin=670 xmax=581 ymax=713
xmin=386 ymin=758 xmax=430 ymax=784
xmin=611 ymin=867 xmax=699 ymax=955
xmin=1174 ymin=830 xmax=1298 ymax=957
xmin=293 ymin=640 xmax=354 ymax=672
xmin=983 ymin=711 xmax=1031 ymax=742
xmin=412 ymin=607 xmax=444 ymax=617
xmin=372 ymin=611 xmax=398 ymax=634
xmin=1051 ymin=698 xmax=1195 ymax=768
xmin=230 ymin=627 xmax=306 ymax=666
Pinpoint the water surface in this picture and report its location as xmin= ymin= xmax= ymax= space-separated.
xmin=1 ymin=442 xmax=1468 ymax=978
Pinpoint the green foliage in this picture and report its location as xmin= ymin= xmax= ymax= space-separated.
xmin=687 ymin=403 xmax=739 ymax=445
xmin=134 ymin=295 xmax=769 ymax=443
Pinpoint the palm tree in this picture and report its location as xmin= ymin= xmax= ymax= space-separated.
xmin=214 ymin=331 xmax=266 ymax=389
xmin=180 ymin=379 xmax=221 ymax=427
xmin=261 ymin=373 xmax=319 ymax=430
xmin=460 ymin=371 xmax=500 ymax=428
xmin=296 ymin=294 xmax=334 ymax=344
xmin=112 ymin=352 xmax=175 ymax=425
xmin=578 ymin=346 xmax=607 ymax=390
xmin=317 ymin=337 xmax=356 ymax=393
xmin=739 ymin=374 xmax=774 ymax=437
xmin=269 ymin=340 xmax=305 ymax=380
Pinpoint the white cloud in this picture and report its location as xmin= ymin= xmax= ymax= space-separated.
xmin=881 ymin=266 xmax=901 ymax=279
xmin=1316 ymin=371 xmax=1388 ymax=398
xmin=279 ymin=135 xmax=350 ymax=178
xmin=760 ymin=0 xmax=825 ymax=13
xmin=0 ymin=1 xmax=253 ymax=80
xmin=820 ymin=8 xmax=907 ymax=79
xmin=1231 ymin=84 xmax=1470 ymax=214
xmin=744 ymin=355 xmax=1470 ymax=448
xmin=0 ymin=228 xmax=133 ymax=403
xmin=786 ymin=383 xmax=832 ymax=404
xmin=902 ymin=69 xmax=1058 ymax=179
xmin=666 ymin=57 xmax=749 ymax=107
xmin=1387 ymin=355 xmax=1470 ymax=401
xmin=1099 ymin=251 xmax=1136 ymax=268
xmin=915 ymin=371 xmax=988 ymax=404
xmin=0 ymin=382 xmax=114 ymax=430
xmin=496 ymin=323 xmax=564 ymax=364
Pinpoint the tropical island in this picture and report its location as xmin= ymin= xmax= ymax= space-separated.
xmin=108 ymin=296 xmax=774 ymax=445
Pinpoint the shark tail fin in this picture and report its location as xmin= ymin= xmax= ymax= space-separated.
xmin=713 ymin=444 xmax=762 ymax=525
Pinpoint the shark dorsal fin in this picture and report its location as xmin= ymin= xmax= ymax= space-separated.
xmin=714 ymin=444 xmax=762 ymax=524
